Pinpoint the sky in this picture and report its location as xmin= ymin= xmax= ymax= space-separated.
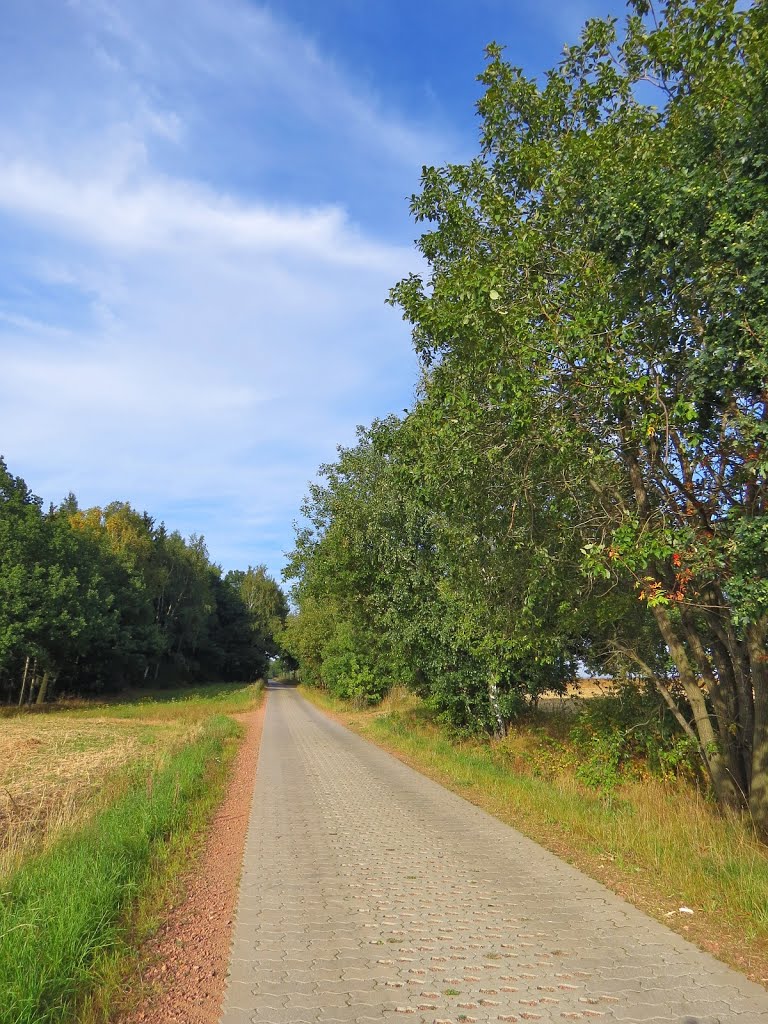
xmin=0 ymin=0 xmax=629 ymax=585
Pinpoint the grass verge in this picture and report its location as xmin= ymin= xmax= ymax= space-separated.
xmin=302 ymin=685 xmax=768 ymax=987
xmin=0 ymin=700 xmax=250 ymax=1024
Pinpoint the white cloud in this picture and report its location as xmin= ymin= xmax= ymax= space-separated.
xmin=0 ymin=0 xmax=433 ymax=580
xmin=0 ymin=163 xmax=418 ymax=579
xmin=0 ymin=158 xmax=412 ymax=272
xmin=69 ymin=0 xmax=449 ymax=171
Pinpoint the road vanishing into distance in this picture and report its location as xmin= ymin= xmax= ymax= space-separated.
xmin=219 ymin=683 xmax=768 ymax=1024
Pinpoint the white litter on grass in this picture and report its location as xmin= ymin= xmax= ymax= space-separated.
xmin=679 ymin=907 xmax=694 ymax=914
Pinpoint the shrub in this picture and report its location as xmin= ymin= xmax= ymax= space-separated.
xmin=570 ymin=680 xmax=699 ymax=790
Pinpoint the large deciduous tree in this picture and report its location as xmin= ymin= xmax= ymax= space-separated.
xmin=390 ymin=0 xmax=768 ymax=820
xmin=284 ymin=420 xmax=413 ymax=705
xmin=285 ymin=416 xmax=601 ymax=727
xmin=225 ymin=565 xmax=288 ymax=656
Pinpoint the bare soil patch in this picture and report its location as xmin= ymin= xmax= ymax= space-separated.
xmin=114 ymin=699 xmax=266 ymax=1024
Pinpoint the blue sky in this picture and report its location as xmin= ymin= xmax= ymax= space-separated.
xmin=0 ymin=0 xmax=628 ymax=584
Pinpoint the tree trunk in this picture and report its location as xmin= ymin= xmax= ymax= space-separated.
xmin=18 ymin=656 xmax=30 ymax=707
xmin=36 ymin=670 xmax=51 ymax=705
xmin=651 ymin=605 xmax=744 ymax=811
xmin=702 ymin=591 xmax=755 ymax=784
xmin=680 ymin=613 xmax=748 ymax=798
xmin=488 ymin=674 xmax=507 ymax=737
xmin=619 ymin=443 xmax=744 ymax=806
xmin=708 ymin=636 xmax=751 ymax=791
xmin=747 ymin=618 xmax=768 ymax=833
xmin=27 ymin=657 xmax=37 ymax=704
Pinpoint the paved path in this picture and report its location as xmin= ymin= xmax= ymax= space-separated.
xmin=220 ymin=684 xmax=768 ymax=1024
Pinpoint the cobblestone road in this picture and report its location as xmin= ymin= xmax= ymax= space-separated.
xmin=220 ymin=684 xmax=768 ymax=1024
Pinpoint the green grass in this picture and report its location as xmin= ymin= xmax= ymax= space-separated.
xmin=303 ymin=685 xmax=768 ymax=983
xmin=0 ymin=709 xmax=244 ymax=1024
xmin=1 ymin=680 xmax=261 ymax=722
xmin=59 ymin=680 xmax=261 ymax=722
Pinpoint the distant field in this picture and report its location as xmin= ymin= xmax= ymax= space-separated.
xmin=538 ymin=678 xmax=615 ymax=713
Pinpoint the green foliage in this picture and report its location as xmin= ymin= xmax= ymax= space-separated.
xmin=575 ymin=683 xmax=675 ymax=761
xmin=216 ymin=566 xmax=286 ymax=681
xmin=224 ymin=565 xmax=288 ymax=659
xmin=278 ymin=600 xmax=338 ymax=688
xmin=387 ymin=0 xmax=768 ymax=818
xmin=573 ymin=730 xmax=628 ymax=793
xmin=571 ymin=683 xmax=700 ymax=791
xmin=0 ymin=457 xmax=285 ymax=701
xmin=320 ymin=621 xmax=389 ymax=705
xmin=286 ymin=0 xmax=768 ymax=820
xmin=285 ymin=416 xmax=587 ymax=734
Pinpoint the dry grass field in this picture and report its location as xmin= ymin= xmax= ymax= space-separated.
xmin=0 ymin=683 xmax=258 ymax=879
xmin=0 ymin=682 xmax=261 ymax=1024
xmin=3 ymin=717 xmax=174 ymax=877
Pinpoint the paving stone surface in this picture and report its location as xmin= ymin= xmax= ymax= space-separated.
xmin=220 ymin=683 xmax=768 ymax=1024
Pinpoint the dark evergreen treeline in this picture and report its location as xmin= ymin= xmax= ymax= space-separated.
xmin=0 ymin=457 xmax=287 ymax=704
xmin=284 ymin=1 xmax=768 ymax=826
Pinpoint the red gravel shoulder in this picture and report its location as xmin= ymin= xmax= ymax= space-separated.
xmin=115 ymin=700 xmax=266 ymax=1024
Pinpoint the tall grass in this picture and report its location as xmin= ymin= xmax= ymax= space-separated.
xmin=0 ymin=714 xmax=240 ymax=1024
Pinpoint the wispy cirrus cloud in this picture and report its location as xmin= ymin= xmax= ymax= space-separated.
xmin=0 ymin=158 xmax=411 ymax=270
xmin=0 ymin=0 xmax=446 ymax=577
xmin=67 ymin=0 xmax=448 ymax=173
